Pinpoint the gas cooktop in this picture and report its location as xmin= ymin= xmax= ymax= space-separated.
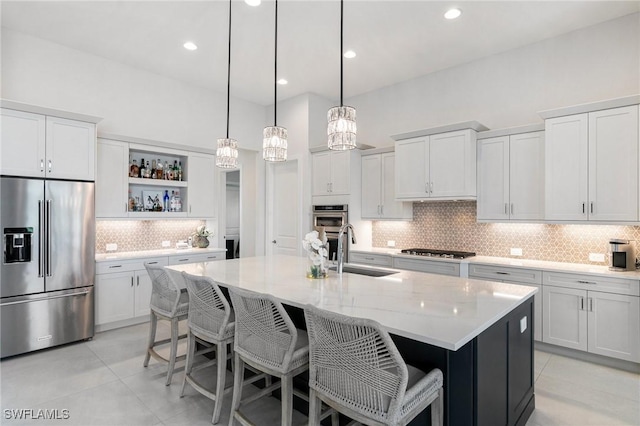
xmin=400 ymin=248 xmax=476 ymax=259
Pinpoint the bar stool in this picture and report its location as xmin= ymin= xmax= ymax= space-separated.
xmin=180 ymin=272 xmax=235 ymax=424
xmin=143 ymin=263 xmax=189 ymax=386
xmin=304 ymin=304 xmax=444 ymax=426
xmin=227 ymin=287 xmax=337 ymax=426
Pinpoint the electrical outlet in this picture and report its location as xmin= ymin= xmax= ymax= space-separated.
xmin=589 ymin=253 xmax=605 ymax=262
xmin=162 ymin=240 xmax=171 ymax=248
xmin=387 ymin=240 xmax=396 ymax=248
xmin=510 ymin=248 xmax=523 ymax=256
xmin=106 ymin=243 xmax=117 ymax=252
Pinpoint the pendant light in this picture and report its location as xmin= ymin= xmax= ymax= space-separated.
xmin=216 ymin=0 xmax=239 ymax=169
xmin=263 ymin=0 xmax=288 ymax=162
xmin=327 ymin=0 xmax=356 ymax=151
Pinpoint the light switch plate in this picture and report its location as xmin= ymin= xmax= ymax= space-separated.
xmin=520 ymin=316 xmax=527 ymax=333
xmin=589 ymin=253 xmax=605 ymax=262
xmin=106 ymin=243 xmax=117 ymax=252
xmin=510 ymin=248 xmax=523 ymax=256
xmin=162 ymin=240 xmax=171 ymax=248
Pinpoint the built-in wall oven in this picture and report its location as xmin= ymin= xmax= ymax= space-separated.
xmin=312 ymin=205 xmax=348 ymax=263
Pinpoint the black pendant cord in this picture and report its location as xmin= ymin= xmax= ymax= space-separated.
xmin=274 ymin=0 xmax=278 ymax=126
xmin=225 ymin=0 xmax=232 ymax=139
xmin=340 ymin=0 xmax=343 ymax=107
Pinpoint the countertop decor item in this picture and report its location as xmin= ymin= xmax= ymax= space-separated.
xmin=303 ymin=230 xmax=328 ymax=278
xmin=192 ymin=225 xmax=212 ymax=248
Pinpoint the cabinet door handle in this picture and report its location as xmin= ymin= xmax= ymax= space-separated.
xmin=381 ymin=205 xmax=384 ymax=215
xmin=582 ymin=202 xmax=586 ymax=214
xmin=425 ymin=182 xmax=429 ymax=193
xmin=579 ymin=296 xmax=585 ymax=311
xmin=589 ymin=297 xmax=594 ymax=312
xmin=510 ymin=203 xmax=514 ymax=214
xmin=131 ymin=276 xmax=134 ymax=287
xmin=577 ymin=280 xmax=596 ymax=285
xmin=189 ymin=205 xmax=192 ymax=213
xmin=430 ymin=182 xmax=434 ymax=193
xmin=178 ymin=258 xmax=188 ymax=262
xmin=48 ymin=160 xmax=52 ymax=173
xmin=496 ymin=271 xmax=510 ymax=275
xmin=590 ymin=202 xmax=594 ymax=214
xmin=137 ymin=276 xmax=140 ymax=286
xmin=504 ymin=203 xmax=508 ymax=214
xmin=40 ymin=159 xmax=44 ymax=172
xmin=147 ymin=261 xmax=158 ymax=265
xmin=108 ymin=265 xmax=123 ymax=269
xmin=364 ymin=257 xmax=375 ymax=261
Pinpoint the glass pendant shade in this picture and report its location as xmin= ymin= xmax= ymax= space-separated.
xmin=216 ymin=138 xmax=238 ymax=169
xmin=263 ymin=126 xmax=288 ymax=162
xmin=327 ymin=105 xmax=357 ymax=150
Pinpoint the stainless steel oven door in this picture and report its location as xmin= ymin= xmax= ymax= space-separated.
xmin=324 ymin=232 xmax=348 ymax=263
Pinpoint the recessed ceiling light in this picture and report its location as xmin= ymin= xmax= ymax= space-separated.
xmin=343 ymin=50 xmax=357 ymax=59
xmin=444 ymin=8 xmax=462 ymax=20
xmin=183 ymin=41 xmax=198 ymax=51
xmin=245 ymin=0 xmax=261 ymax=6
xmin=277 ymin=78 xmax=288 ymax=85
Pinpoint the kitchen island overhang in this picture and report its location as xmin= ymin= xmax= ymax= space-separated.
xmin=168 ymin=255 xmax=537 ymax=426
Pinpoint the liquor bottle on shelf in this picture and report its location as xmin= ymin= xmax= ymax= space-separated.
xmin=139 ymin=158 xmax=145 ymax=178
xmin=172 ymin=160 xmax=178 ymax=180
xmin=144 ymin=160 xmax=151 ymax=178
xmin=163 ymin=190 xmax=170 ymax=212
xmin=164 ymin=161 xmax=169 ymax=180
xmin=175 ymin=190 xmax=182 ymax=212
xmin=177 ymin=161 xmax=183 ymax=181
xmin=129 ymin=159 xmax=138 ymax=178
xmin=151 ymin=160 xmax=157 ymax=179
xmin=128 ymin=190 xmax=135 ymax=211
xmin=156 ymin=159 xmax=163 ymax=179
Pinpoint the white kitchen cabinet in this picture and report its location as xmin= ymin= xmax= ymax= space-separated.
xmin=395 ymin=129 xmax=477 ymax=201
xmin=349 ymin=251 xmax=393 ymax=267
xmin=542 ymin=271 xmax=640 ymax=362
xmin=545 ymin=105 xmax=639 ymax=222
xmin=312 ymin=150 xmax=351 ymax=196
xmin=477 ymin=131 xmax=544 ymax=221
xmin=392 ymin=256 xmax=460 ymax=276
xmin=361 ymin=152 xmax=412 ymax=220
xmin=167 ymin=251 xmax=225 ymax=265
xmin=469 ymin=264 xmax=543 ymax=341
xmin=96 ymin=139 xmax=129 ymax=217
xmin=1 ymin=109 xmax=96 ymax=180
xmin=187 ymin=152 xmax=216 ymax=218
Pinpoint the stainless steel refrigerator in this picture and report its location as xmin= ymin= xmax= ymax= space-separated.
xmin=1 ymin=176 xmax=95 ymax=358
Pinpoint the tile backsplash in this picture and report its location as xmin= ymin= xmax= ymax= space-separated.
xmin=96 ymin=220 xmax=206 ymax=253
xmin=372 ymin=202 xmax=640 ymax=265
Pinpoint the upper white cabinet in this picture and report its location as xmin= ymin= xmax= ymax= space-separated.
xmin=312 ymin=150 xmax=351 ymax=196
xmin=96 ymin=139 xmax=128 ymax=217
xmin=477 ymin=128 xmax=545 ymax=221
xmin=361 ymin=152 xmax=412 ymax=220
xmin=394 ymin=124 xmax=483 ymax=201
xmin=544 ymin=104 xmax=639 ymax=222
xmin=187 ymin=152 xmax=216 ymax=218
xmin=1 ymin=108 xmax=97 ymax=181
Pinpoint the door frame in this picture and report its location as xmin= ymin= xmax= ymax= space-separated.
xmin=217 ymin=165 xmax=242 ymax=257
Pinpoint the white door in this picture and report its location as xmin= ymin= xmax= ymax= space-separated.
xmin=329 ymin=151 xmax=351 ymax=195
xmin=0 ymin=109 xmax=46 ymax=177
xmin=545 ymin=114 xmax=588 ymax=221
xmin=588 ymin=105 xmax=639 ymax=221
xmin=395 ymin=137 xmax=429 ymax=199
xmin=188 ymin=153 xmax=216 ymax=217
xmin=311 ymin=152 xmax=331 ymax=196
xmin=587 ymin=291 xmax=640 ymax=362
xmin=510 ymin=132 xmax=545 ymax=220
xmin=46 ymin=116 xmax=95 ymax=181
xmin=134 ymin=270 xmax=153 ymax=318
xmin=96 ymin=139 xmax=129 ymax=218
xmin=361 ymin=154 xmax=381 ymax=219
xmin=477 ymin=136 xmax=509 ymax=220
xmin=429 ymin=130 xmax=472 ymax=198
xmin=95 ymin=272 xmax=134 ymax=325
xmin=268 ymin=159 xmax=300 ymax=256
xmin=543 ymin=286 xmax=588 ymax=351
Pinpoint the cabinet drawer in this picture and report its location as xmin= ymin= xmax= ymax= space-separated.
xmin=393 ymin=257 xmax=460 ymax=276
xmin=350 ymin=252 xmax=393 ymax=267
xmin=543 ymin=271 xmax=640 ymax=296
xmin=469 ymin=264 xmax=542 ymax=285
xmin=96 ymin=256 xmax=168 ymax=275
xmin=168 ymin=252 xmax=224 ymax=265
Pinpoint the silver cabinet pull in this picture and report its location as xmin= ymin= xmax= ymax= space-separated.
xmin=425 ymin=182 xmax=429 ymax=193
xmin=48 ymin=160 xmax=52 ymax=173
xmin=577 ymin=280 xmax=596 ymax=285
xmin=364 ymin=257 xmax=375 ymax=261
xmin=147 ymin=261 xmax=158 ymax=265
xmin=137 ymin=276 xmax=140 ymax=286
xmin=579 ymin=296 xmax=585 ymax=311
xmin=510 ymin=203 xmax=514 ymax=214
xmin=40 ymin=159 xmax=45 ymax=172
xmin=582 ymin=202 xmax=586 ymax=214
xmin=504 ymin=203 xmax=508 ymax=214
xmin=496 ymin=271 xmax=510 ymax=275
xmin=590 ymin=202 xmax=594 ymax=214
xmin=131 ymin=276 xmax=134 ymax=287
xmin=108 ymin=265 xmax=123 ymax=269
xmin=430 ymin=182 xmax=434 ymax=193
xmin=381 ymin=205 xmax=384 ymax=215
xmin=588 ymin=297 xmax=594 ymax=312
xmin=178 ymin=258 xmax=188 ymax=262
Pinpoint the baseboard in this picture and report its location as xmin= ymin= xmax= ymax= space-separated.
xmin=95 ymin=315 xmax=149 ymax=333
xmin=535 ymin=341 xmax=640 ymax=373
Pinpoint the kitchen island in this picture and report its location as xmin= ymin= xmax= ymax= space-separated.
xmin=168 ymin=255 xmax=537 ymax=426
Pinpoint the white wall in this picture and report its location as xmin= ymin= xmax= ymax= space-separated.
xmin=1 ymin=28 xmax=266 ymax=152
xmin=348 ymin=13 xmax=640 ymax=148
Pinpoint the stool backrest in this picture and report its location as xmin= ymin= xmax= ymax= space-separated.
xmin=182 ymin=272 xmax=232 ymax=340
xmin=228 ymin=286 xmax=298 ymax=373
xmin=145 ymin=263 xmax=183 ymax=317
xmin=304 ymin=305 xmax=409 ymax=423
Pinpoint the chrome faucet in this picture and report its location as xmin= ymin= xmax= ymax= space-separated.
xmin=337 ymin=224 xmax=357 ymax=274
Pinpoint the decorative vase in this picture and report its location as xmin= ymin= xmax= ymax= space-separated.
xmin=193 ymin=235 xmax=210 ymax=248
xmin=306 ymin=256 xmax=328 ymax=279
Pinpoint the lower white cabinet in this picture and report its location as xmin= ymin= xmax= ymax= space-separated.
xmin=542 ymin=272 xmax=640 ymax=363
xmin=168 ymin=252 xmax=225 ymax=265
xmin=349 ymin=251 xmax=393 ymax=267
xmin=392 ymin=257 xmax=460 ymax=276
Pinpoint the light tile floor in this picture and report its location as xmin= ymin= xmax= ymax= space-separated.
xmin=1 ymin=322 xmax=638 ymax=425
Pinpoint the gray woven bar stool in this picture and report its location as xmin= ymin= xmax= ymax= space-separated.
xmin=227 ymin=287 xmax=337 ymax=426
xmin=180 ymin=272 xmax=235 ymax=424
xmin=143 ymin=263 xmax=189 ymax=386
xmin=304 ymin=305 xmax=444 ymax=426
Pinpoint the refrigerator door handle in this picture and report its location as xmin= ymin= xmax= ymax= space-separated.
xmin=38 ymin=200 xmax=45 ymax=277
xmin=0 ymin=289 xmax=91 ymax=307
xmin=46 ymin=200 xmax=52 ymax=277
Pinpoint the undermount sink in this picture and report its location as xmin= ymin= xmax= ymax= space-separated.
xmin=329 ymin=264 xmax=396 ymax=277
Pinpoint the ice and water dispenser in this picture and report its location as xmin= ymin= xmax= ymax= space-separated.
xmin=4 ymin=227 xmax=33 ymax=264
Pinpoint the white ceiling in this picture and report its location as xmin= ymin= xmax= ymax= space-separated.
xmin=2 ymin=1 xmax=638 ymax=106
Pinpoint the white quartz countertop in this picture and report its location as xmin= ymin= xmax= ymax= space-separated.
xmin=167 ymin=255 xmax=537 ymax=351
xmin=95 ymin=247 xmax=226 ymax=262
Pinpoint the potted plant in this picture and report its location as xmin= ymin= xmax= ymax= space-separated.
xmin=192 ymin=225 xmax=213 ymax=248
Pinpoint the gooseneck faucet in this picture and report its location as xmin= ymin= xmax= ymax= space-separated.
xmin=337 ymin=224 xmax=357 ymax=274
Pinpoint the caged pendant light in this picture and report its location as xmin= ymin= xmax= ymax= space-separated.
xmin=263 ymin=0 xmax=288 ymax=162
xmin=327 ymin=0 xmax=356 ymax=151
xmin=216 ymin=0 xmax=239 ymax=169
